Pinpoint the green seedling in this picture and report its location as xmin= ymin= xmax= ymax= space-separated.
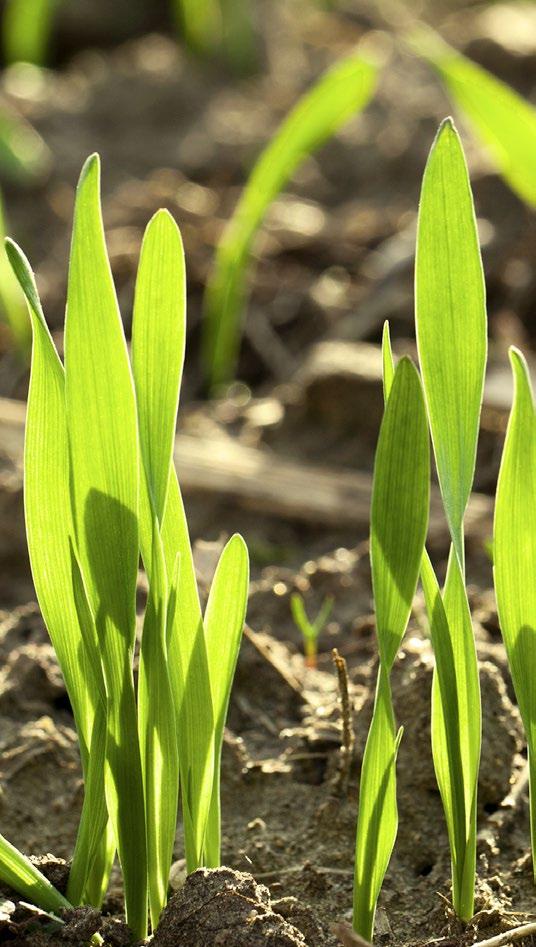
xmin=353 ymin=357 xmax=430 ymax=941
xmin=290 ymin=592 xmax=334 ymax=667
xmin=202 ymin=49 xmax=379 ymax=389
xmin=409 ymin=27 xmax=536 ymax=207
xmin=0 ymin=193 xmax=31 ymax=353
xmin=414 ymin=118 xmax=486 ymax=922
xmin=3 ymin=0 xmax=60 ymax=66
xmin=494 ymin=348 xmax=536 ymax=879
xmin=172 ymin=0 xmax=255 ymax=72
xmin=1 ymin=154 xmax=249 ymax=941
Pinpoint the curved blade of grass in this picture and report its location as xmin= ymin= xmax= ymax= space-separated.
xmin=494 ymin=347 xmax=536 ymax=877
xmin=409 ymin=29 xmax=536 ymax=207
xmin=415 ymin=118 xmax=486 ymax=567
xmin=131 ymin=211 xmax=185 ymax=926
xmin=422 ymin=548 xmax=480 ymax=920
xmin=416 ymin=120 xmax=484 ymax=920
xmin=354 ymin=673 xmax=402 ymax=942
xmin=0 ymin=835 xmax=71 ymax=914
xmin=354 ymin=357 xmax=429 ymax=940
xmin=203 ymin=534 xmax=249 ymax=866
xmin=202 ymin=51 xmax=378 ymax=388
xmin=370 ymin=357 xmax=430 ymax=672
xmin=130 ymin=208 xmax=215 ymax=876
xmin=5 ymin=237 xmax=111 ymax=908
xmin=64 ymin=154 xmax=147 ymax=940
xmin=383 ymin=314 xmax=479 ymax=918
xmin=0 ymin=199 xmax=30 ymax=354
xmin=132 ymin=210 xmax=186 ymax=523
xmin=138 ymin=521 xmax=179 ymax=930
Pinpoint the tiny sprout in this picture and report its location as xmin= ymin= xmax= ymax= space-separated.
xmin=290 ymin=592 xmax=334 ymax=668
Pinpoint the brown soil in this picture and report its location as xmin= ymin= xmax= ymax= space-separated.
xmin=0 ymin=0 xmax=535 ymax=944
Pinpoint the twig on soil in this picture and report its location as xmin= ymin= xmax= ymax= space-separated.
xmin=332 ymin=648 xmax=355 ymax=794
xmin=468 ymin=921 xmax=536 ymax=947
xmin=332 ymin=920 xmax=372 ymax=947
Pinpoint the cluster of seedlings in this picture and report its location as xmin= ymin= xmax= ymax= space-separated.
xmin=0 ymin=87 xmax=534 ymax=947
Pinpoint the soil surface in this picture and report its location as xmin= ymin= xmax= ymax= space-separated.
xmin=0 ymin=0 xmax=535 ymax=945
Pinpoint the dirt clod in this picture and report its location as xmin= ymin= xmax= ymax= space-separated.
xmin=152 ymin=867 xmax=309 ymax=946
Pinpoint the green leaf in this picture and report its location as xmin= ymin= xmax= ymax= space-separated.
xmin=0 ymin=835 xmax=71 ymax=915
xmin=202 ymin=50 xmax=378 ymax=387
xmin=410 ymin=29 xmax=536 ymax=207
xmin=0 ymin=198 xmax=30 ymax=353
xmin=370 ymin=357 xmax=430 ymax=671
xmin=354 ymin=357 xmax=429 ymax=940
xmin=381 ymin=320 xmax=395 ymax=401
xmin=203 ymin=534 xmax=249 ymax=866
xmin=130 ymin=207 xmax=215 ymax=877
xmin=353 ymin=669 xmax=402 ymax=942
xmin=64 ymin=154 xmax=147 ymax=940
xmin=494 ymin=347 xmax=536 ymax=877
xmin=138 ymin=523 xmax=179 ymax=930
xmin=132 ymin=210 xmax=186 ymax=523
xmin=415 ymin=118 xmax=487 ymax=565
xmin=3 ymin=0 xmax=59 ymax=66
xmin=5 ymin=237 xmax=110 ymax=908
xmin=131 ymin=210 xmax=185 ymax=928
xmin=421 ymin=549 xmax=480 ymax=920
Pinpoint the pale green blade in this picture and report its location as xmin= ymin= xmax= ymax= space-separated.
xmin=130 ymin=207 xmax=214 ymax=877
xmin=5 ymin=237 xmax=111 ymax=908
xmin=354 ymin=356 xmax=429 ymax=940
xmin=138 ymin=522 xmax=179 ymax=930
xmin=64 ymin=154 xmax=147 ymax=940
xmin=167 ymin=544 xmax=215 ymax=873
xmin=0 ymin=834 xmax=71 ymax=915
xmin=203 ymin=534 xmax=249 ymax=866
xmin=0 ymin=199 xmax=30 ymax=353
xmin=132 ymin=210 xmax=186 ymax=523
xmin=415 ymin=118 xmax=487 ymax=565
xmin=494 ymin=347 xmax=536 ymax=875
xmin=381 ymin=320 xmax=395 ymax=401
xmin=410 ymin=30 xmax=536 ymax=207
xmin=422 ymin=548 xmax=480 ymax=920
xmin=3 ymin=0 xmax=59 ymax=66
xmin=370 ymin=357 xmax=430 ymax=670
xmin=353 ymin=669 xmax=402 ymax=942
xmin=202 ymin=51 xmax=378 ymax=387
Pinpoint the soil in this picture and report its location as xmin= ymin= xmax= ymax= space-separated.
xmin=0 ymin=0 xmax=535 ymax=945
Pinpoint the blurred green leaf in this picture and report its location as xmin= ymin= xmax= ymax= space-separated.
xmin=494 ymin=347 xmax=536 ymax=876
xmin=202 ymin=50 xmax=379 ymax=388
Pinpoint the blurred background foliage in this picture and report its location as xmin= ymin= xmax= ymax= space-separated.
xmin=0 ymin=0 xmax=533 ymax=396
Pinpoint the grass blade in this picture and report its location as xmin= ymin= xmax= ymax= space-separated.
xmin=203 ymin=534 xmax=249 ymax=866
xmin=0 ymin=835 xmax=71 ymax=915
xmin=370 ymin=358 xmax=430 ymax=671
xmin=415 ymin=120 xmax=485 ymax=920
xmin=64 ymin=154 xmax=147 ymax=939
xmin=131 ymin=210 xmax=185 ymax=928
xmin=410 ymin=29 xmax=536 ymax=207
xmin=132 ymin=210 xmax=186 ymax=523
xmin=5 ymin=238 xmax=111 ymax=908
xmin=415 ymin=117 xmax=486 ymax=566
xmin=494 ymin=347 xmax=536 ymax=877
xmin=3 ymin=0 xmax=59 ymax=65
xmin=0 ymin=198 xmax=30 ymax=354
xmin=354 ymin=357 xmax=429 ymax=940
xmin=138 ymin=523 xmax=179 ymax=930
xmin=130 ymin=207 xmax=215 ymax=876
xmin=202 ymin=51 xmax=378 ymax=387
